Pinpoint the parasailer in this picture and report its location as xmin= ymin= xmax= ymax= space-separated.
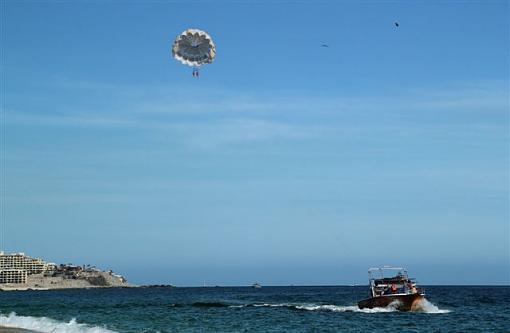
xmin=172 ymin=29 xmax=216 ymax=77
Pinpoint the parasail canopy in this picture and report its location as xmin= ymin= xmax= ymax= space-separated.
xmin=172 ymin=29 xmax=216 ymax=67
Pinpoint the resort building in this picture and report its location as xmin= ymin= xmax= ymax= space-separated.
xmin=0 ymin=269 xmax=28 ymax=284
xmin=0 ymin=251 xmax=55 ymax=284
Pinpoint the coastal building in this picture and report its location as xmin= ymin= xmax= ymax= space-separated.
xmin=0 ymin=251 xmax=55 ymax=284
xmin=0 ymin=251 xmax=129 ymax=288
xmin=0 ymin=269 xmax=28 ymax=284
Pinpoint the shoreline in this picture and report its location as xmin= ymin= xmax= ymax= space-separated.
xmin=0 ymin=326 xmax=39 ymax=333
xmin=0 ymin=285 xmax=135 ymax=290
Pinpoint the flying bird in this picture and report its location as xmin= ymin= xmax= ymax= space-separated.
xmin=394 ymin=22 xmax=400 ymax=27
xmin=321 ymin=44 xmax=329 ymax=48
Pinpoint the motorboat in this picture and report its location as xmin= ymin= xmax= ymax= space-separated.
xmin=357 ymin=266 xmax=424 ymax=311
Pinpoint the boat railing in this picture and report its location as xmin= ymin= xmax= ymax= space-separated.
xmin=371 ymin=281 xmax=424 ymax=297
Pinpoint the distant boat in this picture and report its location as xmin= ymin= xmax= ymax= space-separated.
xmin=252 ymin=282 xmax=261 ymax=289
xmin=357 ymin=266 xmax=424 ymax=312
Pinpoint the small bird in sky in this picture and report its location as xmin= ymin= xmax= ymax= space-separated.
xmin=394 ymin=22 xmax=400 ymax=27
xmin=321 ymin=43 xmax=329 ymax=48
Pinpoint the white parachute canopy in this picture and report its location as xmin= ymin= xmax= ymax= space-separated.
xmin=172 ymin=29 xmax=216 ymax=67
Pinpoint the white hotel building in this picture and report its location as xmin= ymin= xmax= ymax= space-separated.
xmin=0 ymin=251 xmax=55 ymax=284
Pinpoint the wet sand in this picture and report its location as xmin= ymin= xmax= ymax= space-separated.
xmin=0 ymin=327 xmax=38 ymax=333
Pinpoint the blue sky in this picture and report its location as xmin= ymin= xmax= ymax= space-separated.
xmin=2 ymin=0 xmax=509 ymax=285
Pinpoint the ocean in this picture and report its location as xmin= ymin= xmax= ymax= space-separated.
xmin=0 ymin=286 xmax=508 ymax=332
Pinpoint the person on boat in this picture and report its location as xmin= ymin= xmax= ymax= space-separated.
xmin=391 ymin=283 xmax=398 ymax=294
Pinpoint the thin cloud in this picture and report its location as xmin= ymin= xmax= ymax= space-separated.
xmin=6 ymin=79 xmax=508 ymax=149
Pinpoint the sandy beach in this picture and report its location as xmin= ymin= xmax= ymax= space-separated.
xmin=0 ymin=327 xmax=38 ymax=333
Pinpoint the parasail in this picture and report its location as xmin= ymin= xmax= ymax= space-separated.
xmin=172 ymin=29 xmax=216 ymax=77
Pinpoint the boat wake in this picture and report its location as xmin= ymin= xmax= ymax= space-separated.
xmin=228 ymin=299 xmax=450 ymax=314
xmin=229 ymin=302 xmax=400 ymax=313
xmin=0 ymin=312 xmax=118 ymax=333
xmin=413 ymin=299 xmax=451 ymax=314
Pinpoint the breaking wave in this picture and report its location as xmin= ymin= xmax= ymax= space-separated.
xmin=0 ymin=312 xmax=118 ymax=333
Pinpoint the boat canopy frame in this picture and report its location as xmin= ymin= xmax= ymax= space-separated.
xmin=368 ymin=266 xmax=408 ymax=281
xmin=366 ymin=266 xmax=421 ymax=298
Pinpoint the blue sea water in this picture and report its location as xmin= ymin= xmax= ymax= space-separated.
xmin=0 ymin=286 xmax=509 ymax=332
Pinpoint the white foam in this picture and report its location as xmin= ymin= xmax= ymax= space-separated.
xmin=231 ymin=299 xmax=450 ymax=314
xmin=0 ymin=312 xmax=118 ymax=333
xmin=233 ymin=303 xmax=399 ymax=313
xmin=413 ymin=299 xmax=451 ymax=314
xmin=295 ymin=303 xmax=400 ymax=313
xmin=252 ymin=303 xmax=291 ymax=308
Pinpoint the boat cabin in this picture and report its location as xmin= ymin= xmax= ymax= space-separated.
xmin=367 ymin=267 xmax=422 ymax=298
